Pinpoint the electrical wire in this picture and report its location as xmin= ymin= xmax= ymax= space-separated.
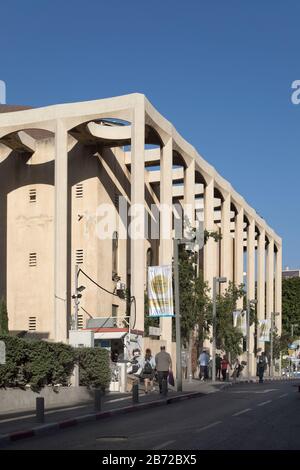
xmin=78 ymin=267 xmax=136 ymax=329
xmin=78 ymin=268 xmax=122 ymax=298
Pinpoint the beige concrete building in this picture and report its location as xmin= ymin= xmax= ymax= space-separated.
xmin=0 ymin=94 xmax=282 ymax=372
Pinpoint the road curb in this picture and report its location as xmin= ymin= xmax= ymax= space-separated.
xmin=0 ymin=389 xmax=217 ymax=447
xmin=3 ymin=378 xmax=290 ymax=447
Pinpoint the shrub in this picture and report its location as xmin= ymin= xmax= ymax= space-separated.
xmin=0 ymin=336 xmax=76 ymax=391
xmin=76 ymin=347 xmax=111 ymax=390
xmin=0 ymin=336 xmax=111 ymax=391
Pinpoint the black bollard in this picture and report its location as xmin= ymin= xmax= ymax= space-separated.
xmin=132 ymin=383 xmax=139 ymax=403
xmin=94 ymin=389 xmax=102 ymax=411
xmin=36 ymin=397 xmax=45 ymax=423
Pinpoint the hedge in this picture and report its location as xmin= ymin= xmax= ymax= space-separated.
xmin=76 ymin=347 xmax=111 ymax=391
xmin=0 ymin=336 xmax=111 ymax=392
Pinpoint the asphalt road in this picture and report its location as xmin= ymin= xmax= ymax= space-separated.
xmin=4 ymin=381 xmax=300 ymax=450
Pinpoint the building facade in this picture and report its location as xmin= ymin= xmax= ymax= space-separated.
xmin=0 ymin=94 xmax=282 ymax=372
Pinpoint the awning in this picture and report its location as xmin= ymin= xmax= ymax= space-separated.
xmin=94 ymin=331 xmax=127 ymax=340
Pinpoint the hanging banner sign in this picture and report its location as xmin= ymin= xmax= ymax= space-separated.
xmin=233 ymin=310 xmax=247 ymax=337
xmin=148 ymin=265 xmax=174 ymax=317
xmin=233 ymin=311 xmax=241 ymax=328
xmin=258 ymin=319 xmax=271 ymax=342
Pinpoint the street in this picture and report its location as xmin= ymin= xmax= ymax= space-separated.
xmin=3 ymin=381 xmax=300 ymax=450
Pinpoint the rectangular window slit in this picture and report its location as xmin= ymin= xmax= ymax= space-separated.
xmin=75 ymin=184 xmax=83 ymax=198
xmin=28 ymin=317 xmax=37 ymax=331
xmin=29 ymin=189 xmax=36 ymax=203
xmin=29 ymin=253 xmax=37 ymax=267
xmin=76 ymin=249 xmax=84 ymax=265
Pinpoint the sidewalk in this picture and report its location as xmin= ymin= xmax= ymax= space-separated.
xmin=0 ymin=376 xmax=296 ymax=446
xmin=0 ymin=380 xmax=227 ymax=445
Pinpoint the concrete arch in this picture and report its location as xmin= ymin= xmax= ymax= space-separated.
xmin=64 ymin=109 xmax=134 ymax=134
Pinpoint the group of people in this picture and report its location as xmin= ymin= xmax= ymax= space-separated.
xmin=198 ymin=349 xmax=269 ymax=383
xmin=198 ymin=350 xmax=235 ymax=381
xmin=127 ymin=346 xmax=173 ymax=394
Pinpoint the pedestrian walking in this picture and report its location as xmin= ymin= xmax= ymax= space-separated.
xmin=216 ymin=354 xmax=222 ymax=380
xmin=221 ymin=355 xmax=231 ymax=381
xmin=232 ymin=357 xmax=241 ymax=380
xmin=155 ymin=346 xmax=172 ymax=394
xmin=198 ymin=350 xmax=209 ymax=381
xmin=257 ymin=351 xmax=268 ymax=383
xmin=181 ymin=350 xmax=188 ymax=380
xmin=126 ymin=348 xmax=143 ymax=391
xmin=140 ymin=348 xmax=156 ymax=393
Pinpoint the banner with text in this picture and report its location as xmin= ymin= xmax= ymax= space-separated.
xmin=148 ymin=265 xmax=174 ymax=317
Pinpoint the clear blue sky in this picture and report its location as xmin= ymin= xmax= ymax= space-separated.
xmin=1 ymin=0 xmax=299 ymax=267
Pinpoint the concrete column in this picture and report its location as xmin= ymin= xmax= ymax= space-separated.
xmin=130 ymin=104 xmax=145 ymax=333
xmin=247 ymin=218 xmax=256 ymax=374
xmin=266 ymin=238 xmax=274 ymax=322
xmin=275 ymin=244 xmax=282 ymax=336
xmin=184 ymin=158 xmax=195 ymax=234
xmin=54 ymin=120 xmax=68 ymax=342
xmin=221 ymin=193 xmax=231 ymax=292
xmin=257 ymin=227 xmax=266 ymax=350
xmin=234 ymin=207 xmax=244 ymax=308
xmin=159 ymin=138 xmax=173 ymax=348
xmin=204 ymin=177 xmax=214 ymax=291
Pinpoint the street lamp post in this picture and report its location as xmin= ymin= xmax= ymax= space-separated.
xmin=212 ymin=276 xmax=227 ymax=382
xmin=174 ymin=238 xmax=182 ymax=392
xmin=246 ymin=299 xmax=257 ymax=380
xmin=270 ymin=312 xmax=280 ymax=377
xmin=291 ymin=323 xmax=298 ymax=339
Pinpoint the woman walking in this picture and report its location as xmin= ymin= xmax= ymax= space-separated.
xmin=141 ymin=348 xmax=156 ymax=393
xmin=221 ymin=355 xmax=231 ymax=381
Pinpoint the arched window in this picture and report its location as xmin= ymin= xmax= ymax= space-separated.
xmin=146 ymin=248 xmax=153 ymax=268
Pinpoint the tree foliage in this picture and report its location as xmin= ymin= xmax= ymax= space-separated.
xmin=0 ymin=298 xmax=9 ymax=335
xmin=178 ymin=248 xmax=211 ymax=347
xmin=214 ymin=282 xmax=246 ymax=356
xmin=282 ymin=277 xmax=300 ymax=338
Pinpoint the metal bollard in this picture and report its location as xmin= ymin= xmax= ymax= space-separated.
xmin=36 ymin=397 xmax=45 ymax=423
xmin=132 ymin=383 xmax=139 ymax=403
xmin=94 ymin=389 xmax=102 ymax=411
xmin=162 ymin=378 xmax=168 ymax=396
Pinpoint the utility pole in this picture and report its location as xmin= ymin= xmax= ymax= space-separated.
xmin=291 ymin=324 xmax=298 ymax=339
xmin=174 ymin=238 xmax=182 ymax=392
xmin=212 ymin=277 xmax=227 ymax=382
xmin=72 ymin=265 xmax=85 ymax=330
xmin=246 ymin=299 xmax=257 ymax=380
xmin=270 ymin=312 xmax=279 ymax=377
xmin=74 ymin=264 xmax=79 ymax=330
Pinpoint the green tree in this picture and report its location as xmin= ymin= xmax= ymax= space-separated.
xmin=282 ymin=277 xmax=300 ymax=338
xmin=0 ymin=297 xmax=9 ymax=335
xmin=177 ymin=247 xmax=211 ymax=347
xmin=213 ymin=282 xmax=246 ymax=356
